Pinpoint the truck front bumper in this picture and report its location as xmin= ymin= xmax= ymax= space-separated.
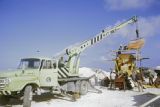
xmin=0 ymin=84 xmax=12 ymax=95
xmin=0 ymin=90 xmax=11 ymax=95
xmin=0 ymin=78 xmax=12 ymax=95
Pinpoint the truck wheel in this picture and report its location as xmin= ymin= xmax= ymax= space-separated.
xmin=23 ymin=85 xmax=33 ymax=107
xmin=80 ymin=81 xmax=88 ymax=95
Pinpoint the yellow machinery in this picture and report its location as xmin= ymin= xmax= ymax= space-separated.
xmin=115 ymin=38 xmax=145 ymax=76
xmin=112 ymin=38 xmax=145 ymax=90
xmin=115 ymin=53 xmax=136 ymax=76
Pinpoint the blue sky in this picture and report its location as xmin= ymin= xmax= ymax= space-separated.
xmin=0 ymin=0 xmax=160 ymax=71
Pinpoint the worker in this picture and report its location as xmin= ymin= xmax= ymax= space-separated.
xmin=148 ymin=70 xmax=154 ymax=85
xmin=131 ymin=68 xmax=136 ymax=82
xmin=110 ymin=70 xmax=117 ymax=89
xmin=124 ymin=72 xmax=132 ymax=90
xmin=154 ymin=67 xmax=160 ymax=88
xmin=154 ymin=73 xmax=160 ymax=88
xmin=131 ymin=70 xmax=136 ymax=87
xmin=135 ymin=69 xmax=144 ymax=92
xmin=58 ymin=57 xmax=65 ymax=67
xmin=116 ymin=45 xmax=122 ymax=56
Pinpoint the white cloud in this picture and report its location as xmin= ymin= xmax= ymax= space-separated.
xmin=100 ymin=53 xmax=115 ymax=61
xmin=139 ymin=15 xmax=160 ymax=37
xmin=100 ymin=56 xmax=108 ymax=61
xmin=113 ymin=15 xmax=160 ymax=39
xmin=104 ymin=0 xmax=154 ymax=10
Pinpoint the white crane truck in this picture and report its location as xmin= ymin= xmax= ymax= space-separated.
xmin=0 ymin=16 xmax=137 ymax=107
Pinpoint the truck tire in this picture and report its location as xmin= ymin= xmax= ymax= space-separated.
xmin=23 ymin=85 xmax=33 ymax=107
xmin=80 ymin=81 xmax=88 ymax=95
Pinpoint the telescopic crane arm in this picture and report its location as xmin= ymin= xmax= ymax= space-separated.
xmin=57 ymin=16 xmax=138 ymax=76
xmin=66 ymin=16 xmax=138 ymax=57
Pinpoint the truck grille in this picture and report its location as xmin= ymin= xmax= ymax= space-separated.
xmin=0 ymin=78 xmax=6 ymax=90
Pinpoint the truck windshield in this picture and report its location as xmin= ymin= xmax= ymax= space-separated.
xmin=18 ymin=58 xmax=40 ymax=69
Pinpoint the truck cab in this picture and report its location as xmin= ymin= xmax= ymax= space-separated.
xmin=0 ymin=57 xmax=58 ymax=96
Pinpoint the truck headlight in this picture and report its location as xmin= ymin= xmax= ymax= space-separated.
xmin=4 ymin=78 xmax=11 ymax=85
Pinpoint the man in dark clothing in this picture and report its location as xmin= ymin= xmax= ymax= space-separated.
xmin=154 ymin=72 xmax=160 ymax=88
xmin=154 ymin=67 xmax=160 ymax=88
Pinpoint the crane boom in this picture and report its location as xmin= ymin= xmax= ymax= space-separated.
xmin=66 ymin=16 xmax=137 ymax=57
xmin=56 ymin=16 xmax=138 ymax=78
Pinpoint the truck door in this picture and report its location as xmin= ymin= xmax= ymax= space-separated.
xmin=39 ymin=60 xmax=58 ymax=87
